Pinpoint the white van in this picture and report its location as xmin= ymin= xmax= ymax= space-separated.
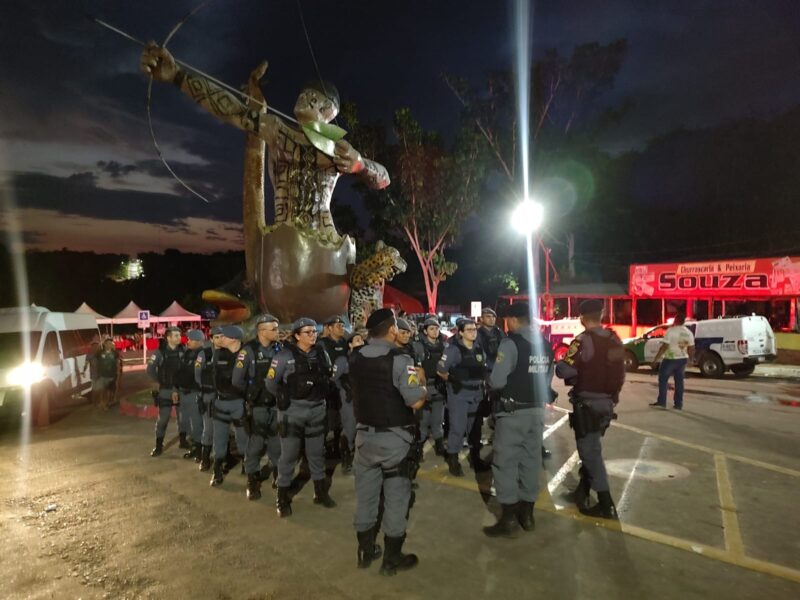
xmin=623 ymin=315 xmax=776 ymax=378
xmin=0 ymin=306 xmax=100 ymax=424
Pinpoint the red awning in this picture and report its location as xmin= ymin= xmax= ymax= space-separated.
xmin=383 ymin=284 xmax=425 ymax=314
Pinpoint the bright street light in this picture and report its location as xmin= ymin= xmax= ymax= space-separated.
xmin=511 ymin=198 xmax=544 ymax=234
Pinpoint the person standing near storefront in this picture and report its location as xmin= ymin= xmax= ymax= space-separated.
xmin=651 ymin=313 xmax=695 ymax=410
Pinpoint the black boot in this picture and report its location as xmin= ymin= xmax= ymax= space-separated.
xmin=183 ymin=442 xmax=200 ymax=460
xmin=541 ymin=446 xmax=552 ymax=459
xmin=565 ymin=471 xmax=593 ymax=511
xmin=223 ymin=453 xmax=240 ymax=475
xmin=150 ymin=437 xmax=164 ymax=457
xmin=340 ymin=437 xmax=354 ymax=474
xmin=517 ymin=501 xmax=535 ymax=531
xmin=276 ymin=486 xmax=292 ymax=518
xmin=380 ymin=534 xmax=418 ymax=576
xmin=198 ymin=445 xmax=212 ymax=471
xmin=483 ymin=503 xmax=521 ymax=538
xmin=270 ymin=465 xmax=278 ymax=489
xmin=313 ymin=478 xmax=337 ymax=508
xmin=446 ymin=453 xmax=464 ymax=477
xmin=433 ymin=437 xmax=446 ymax=457
xmin=469 ymin=447 xmax=491 ymax=472
xmin=356 ymin=529 xmax=383 ymax=568
xmin=580 ymin=491 xmax=619 ymax=520
xmin=210 ymin=458 xmax=225 ymax=487
xmin=178 ymin=432 xmax=190 ymax=449
xmin=246 ymin=473 xmax=262 ymax=500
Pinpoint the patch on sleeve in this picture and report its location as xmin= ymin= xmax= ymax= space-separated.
xmin=407 ymin=366 xmax=419 ymax=386
xmin=563 ymin=339 xmax=581 ymax=365
xmin=235 ymin=361 xmax=244 ymax=369
xmin=194 ymin=358 xmax=202 ymax=367
xmin=271 ymin=359 xmax=279 ymax=368
xmin=237 ymin=350 xmax=247 ymax=360
xmin=495 ymin=351 xmax=504 ymax=364
xmin=267 ymin=367 xmax=276 ymax=379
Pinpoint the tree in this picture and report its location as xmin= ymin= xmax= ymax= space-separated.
xmin=342 ymin=105 xmax=489 ymax=312
xmin=443 ymin=40 xmax=630 ymax=285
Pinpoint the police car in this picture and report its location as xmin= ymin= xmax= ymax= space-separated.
xmin=538 ymin=318 xmax=586 ymax=361
xmin=622 ymin=316 xmax=777 ymax=378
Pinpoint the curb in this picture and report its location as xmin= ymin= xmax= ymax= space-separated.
xmin=118 ymin=388 xmax=176 ymax=420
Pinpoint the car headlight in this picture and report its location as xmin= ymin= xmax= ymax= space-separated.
xmin=6 ymin=362 xmax=46 ymax=388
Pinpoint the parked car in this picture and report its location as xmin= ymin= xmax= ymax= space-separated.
xmin=0 ymin=306 xmax=100 ymax=424
xmin=622 ymin=316 xmax=777 ymax=378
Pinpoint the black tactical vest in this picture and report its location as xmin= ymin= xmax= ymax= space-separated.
xmin=350 ymin=348 xmax=414 ymax=428
xmin=200 ymin=347 xmax=215 ymax=393
xmin=158 ymin=344 xmax=184 ymax=389
xmin=246 ymin=340 xmax=280 ymax=405
xmin=97 ymin=350 xmax=118 ymax=378
xmin=478 ymin=326 xmax=503 ymax=360
xmin=576 ymin=330 xmax=626 ymax=396
xmin=175 ymin=347 xmax=199 ymax=390
xmin=420 ymin=337 xmax=445 ymax=379
xmin=286 ymin=344 xmax=331 ymax=402
xmin=502 ymin=332 xmax=552 ymax=405
xmin=451 ymin=341 xmax=487 ymax=381
xmin=212 ymin=347 xmax=239 ymax=399
xmin=321 ymin=336 xmax=348 ymax=364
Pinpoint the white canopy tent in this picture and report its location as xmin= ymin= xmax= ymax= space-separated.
xmin=74 ymin=302 xmax=113 ymax=325
xmin=155 ymin=300 xmax=202 ymax=323
xmin=111 ymin=300 xmax=147 ymax=324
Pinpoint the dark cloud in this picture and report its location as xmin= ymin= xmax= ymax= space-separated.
xmin=10 ymin=171 xmax=241 ymax=226
xmin=97 ymin=160 xmax=138 ymax=178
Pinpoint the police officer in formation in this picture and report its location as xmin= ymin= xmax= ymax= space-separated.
xmin=320 ymin=315 xmax=349 ymax=459
xmin=176 ymin=330 xmax=205 ymax=460
xmin=418 ymin=318 xmax=447 ymax=456
xmin=237 ymin=315 xmax=283 ymax=500
xmin=209 ymin=325 xmax=250 ymax=487
xmin=437 ymin=319 xmax=487 ymax=476
xmin=350 ymin=308 xmax=427 ymax=575
xmin=484 ymin=303 xmax=554 ymax=537
xmin=396 ymin=319 xmax=425 ymax=367
xmin=266 ymin=318 xmax=336 ymax=517
xmin=147 ymin=326 xmax=185 ymax=457
xmin=193 ymin=326 xmax=224 ymax=471
xmin=556 ymin=299 xmax=625 ymax=520
xmin=331 ymin=331 xmax=367 ymax=474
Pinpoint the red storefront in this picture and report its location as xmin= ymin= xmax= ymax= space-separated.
xmin=630 ymin=256 xmax=800 ymax=333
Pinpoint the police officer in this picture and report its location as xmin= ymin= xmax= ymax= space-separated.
xmin=266 ymin=318 xmax=335 ymax=517
xmin=351 ymin=308 xmax=427 ymax=574
xmin=437 ymin=319 xmax=487 ymax=476
xmin=332 ymin=331 xmax=366 ymax=474
xmin=176 ymin=330 xmax=205 ymax=461
xmin=476 ymin=308 xmax=505 ymax=369
xmin=194 ymin=326 xmax=224 ymax=471
xmin=238 ymin=315 xmax=283 ymax=500
xmin=484 ymin=302 xmax=554 ymax=537
xmin=555 ymin=299 xmax=625 ymax=520
xmin=418 ymin=318 xmax=447 ymax=456
xmin=209 ymin=325 xmax=250 ymax=487
xmin=147 ymin=326 xmax=184 ymax=457
xmin=320 ymin=315 xmax=349 ymax=459
xmin=396 ymin=319 xmax=425 ymax=367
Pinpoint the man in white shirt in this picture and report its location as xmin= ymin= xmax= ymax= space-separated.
xmin=650 ymin=313 xmax=695 ymax=410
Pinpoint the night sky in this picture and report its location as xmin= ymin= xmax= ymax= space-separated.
xmin=1 ymin=0 xmax=799 ymax=254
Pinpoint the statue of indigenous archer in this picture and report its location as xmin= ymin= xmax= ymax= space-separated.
xmin=140 ymin=44 xmax=390 ymax=322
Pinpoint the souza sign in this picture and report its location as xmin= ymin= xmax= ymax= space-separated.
xmin=630 ymin=257 xmax=800 ymax=298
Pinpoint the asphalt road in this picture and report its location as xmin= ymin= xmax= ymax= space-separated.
xmin=1 ymin=370 xmax=799 ymax=599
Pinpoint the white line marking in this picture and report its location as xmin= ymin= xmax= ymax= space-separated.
xmin=547 ymin=450 xmax=580 ymax=508
xmin=543 ymin=413 xmax=569 ymax=440
xmin=617 ymin=436 xmax=655 ymax=515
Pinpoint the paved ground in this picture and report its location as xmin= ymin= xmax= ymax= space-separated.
xmin=1 ymin=369 xmax=799 ymax=600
